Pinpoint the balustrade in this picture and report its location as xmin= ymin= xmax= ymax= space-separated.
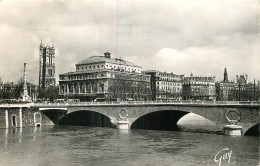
xmin=30 ymin=100 xmax=260 ymax=107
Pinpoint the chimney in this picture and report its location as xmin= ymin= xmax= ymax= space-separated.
xmin=104 ymin=52 xmax=111 ymax=58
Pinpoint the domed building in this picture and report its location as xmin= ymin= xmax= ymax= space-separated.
xmin=58 ymin=52 xmax=151 ymax=101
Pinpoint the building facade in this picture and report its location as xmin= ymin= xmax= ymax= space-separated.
xmin=234 ymin=74 xmax=256 ymax=101
xmin=215 ymin=68 xmax=236 ymax=101
xmin=216 ymin=68 xmax=258 ymax=101
xmin=215 ymin=81 xmax=236 ymax=101
xmin=182 ymin=74 xmax=216 ymax=100
xmin=39 ymin=41 xmax=56 ymax=89
xmin=143 ymin=70 xmax=184 ymax=100
xmin=59 ymin=52 xmax=151 ymax=101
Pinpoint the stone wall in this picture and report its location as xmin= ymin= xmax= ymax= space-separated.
xmin=0 ymin=107 xmax=54 ymax=128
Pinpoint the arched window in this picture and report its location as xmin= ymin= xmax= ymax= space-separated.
xmin=34 ymin=112 xmax=42 ymax=123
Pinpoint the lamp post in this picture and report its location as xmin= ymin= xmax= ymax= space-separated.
xmin=238 ymin=83 xmax=241 ymax=101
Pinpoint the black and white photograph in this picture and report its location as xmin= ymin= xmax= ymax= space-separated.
xmin=0 ymin=0 xmax=259 ymax=165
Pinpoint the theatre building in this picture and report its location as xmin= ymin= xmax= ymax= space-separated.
xmin=58 ymin=52 xmax=151 ymax=101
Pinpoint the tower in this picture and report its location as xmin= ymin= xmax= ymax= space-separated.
xmin=39 ymin=40 xmax=56 ymax=89
xmin=22 ymin=63 xmax=30 ymax=101
xmin=224 ymin=67 xmax=228 ymax=82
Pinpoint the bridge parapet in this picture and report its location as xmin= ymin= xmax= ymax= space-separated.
xmin=0 ymin=103 xmax=33 ymax=108
xmin=30 ymin=101 xmax=260 ymax=107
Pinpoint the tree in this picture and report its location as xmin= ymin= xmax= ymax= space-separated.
xmin=0 ymin=77 xmax=3 ymax=99
xmin=108 ymin=73 xmax=151 ymax=101
xmin=13 ymin=77 xmax=24 ymax=99
xmin=38 ymin=86 xmax=59 ymax=102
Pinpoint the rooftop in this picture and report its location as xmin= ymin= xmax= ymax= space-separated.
xmin=76 ymin=53 xmax=141 ymax=68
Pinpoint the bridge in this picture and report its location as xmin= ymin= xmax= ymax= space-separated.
xmin=1 ymin=101 xmax=259 ymax=135
xmin=30 ymin=100 xmax=260 ymax=135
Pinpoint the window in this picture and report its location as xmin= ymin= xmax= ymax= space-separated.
xmin=11 ymin=115 xmax=17 ymax=127
xmin=34 ymin=112 xmax=42 ymax=123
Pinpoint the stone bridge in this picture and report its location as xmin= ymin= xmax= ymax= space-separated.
xmin=31 ymin=101 xmax=260 ymax=135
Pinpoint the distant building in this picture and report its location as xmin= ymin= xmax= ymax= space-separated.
xmin=182 ymin=74 xmax=216 ymax=100
xmin=59 ymin=52 xmax=151 ymax=101
xmin=39 ymin=41 xmax=56 ymax=89
xmin=143 ymin=70 xmax=184 ymax=100
xmin=234 ymin=74 xmax=255 ymax=101
xmin=215 ymin=81 xmax=236 ymax=101
xmin=216 ymin=68 xmax=257 ymax=101
xmin=215 ymin=68 xmax=236 ymax=101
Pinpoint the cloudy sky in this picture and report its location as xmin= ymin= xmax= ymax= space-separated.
xmin=0 ymin=0 xmax=259 ymax=84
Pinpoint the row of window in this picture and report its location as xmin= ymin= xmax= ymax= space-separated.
xmin=184 ymin=78 xmax=215 ymax=81
xmin=158 ymin=73 xmax=183 ymax=78
xmin=77 ymin=64 xmax=141 ymax=73
xmin=188 ymin=85 xmax=215 ymax=89
xmin=77 ymin=64 xmax=104 ymax=70
xmin=220 ymin=87 xmax=235 ymax=90
xmin=157 ymin=82 xmax=181 ymax=86
xmin=183 ymin=82 xmax=215 ymax=85
xmin=158 ymin=78 xmax=182 ymax=82
xmin=157 ymin=86 xmax=180 ymax=91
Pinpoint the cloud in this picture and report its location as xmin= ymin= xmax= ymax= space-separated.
xmin=146 ymin=45 xmax=260 ymax=82
xmin=0 ymin=0 xmax=259 ymax=83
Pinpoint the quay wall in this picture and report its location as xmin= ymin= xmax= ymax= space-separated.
xmin=0 ymin=107 xmax=54 ymax=128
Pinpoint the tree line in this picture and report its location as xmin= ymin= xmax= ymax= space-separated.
xmin=0 ymin=77 xmax=59 ymax=102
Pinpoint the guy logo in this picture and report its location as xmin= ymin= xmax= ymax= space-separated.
xmin=214 ymin=148 xmax=232 ymax=166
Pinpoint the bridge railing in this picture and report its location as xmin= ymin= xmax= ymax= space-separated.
xmin=29 ymin=100 xmax=260 ymax=107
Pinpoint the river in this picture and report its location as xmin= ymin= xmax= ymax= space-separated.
xmin=0 ymin=126 xmax=259 ymax=166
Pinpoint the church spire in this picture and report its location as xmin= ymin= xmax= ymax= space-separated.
xmin=224 ymin=67 xmax=228 ymax=82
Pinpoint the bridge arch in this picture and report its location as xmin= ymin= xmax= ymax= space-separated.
xmin=59 ymin=110 xmax=113 ymax=127
xmin=244 ymin=123 xmax=259 ymax=136
xmin=41 ymin=109 xmax=68 ymax=124
xmin=130 ymin=110 xmax=189 ymax=131
xmin=130 ymin=109 xmax=217 ymax=132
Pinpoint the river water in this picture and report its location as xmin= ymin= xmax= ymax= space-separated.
xmin=0 ymin=126 xmax=259 ymax=166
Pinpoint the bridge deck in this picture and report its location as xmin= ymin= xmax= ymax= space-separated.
xmin=1 ymin=101 xmax=260 ymax=108
xmin=29 ymin=101 xmax=260 ymax=108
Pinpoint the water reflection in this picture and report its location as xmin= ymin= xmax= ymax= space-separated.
xmin=33 ymin=125 xmax=42 ymax=141
xmin=0 ymin=126 xmax=259 ymax=166
xmin=4 ymin=129 xmax=8 ymax=148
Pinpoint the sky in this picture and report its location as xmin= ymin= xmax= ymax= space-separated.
xmin=0 ymin=0 xmax=259 ymax=84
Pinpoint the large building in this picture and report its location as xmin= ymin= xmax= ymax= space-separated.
xmin=143 ymin=70 xmax=184 ymax=100
xmin=59 ymin=52 xmax=151 ymax=101
xmin=182 ymin=74 xmax=216 ymax=100
xmin=39 ymin=41 xmax=56 ymax=89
